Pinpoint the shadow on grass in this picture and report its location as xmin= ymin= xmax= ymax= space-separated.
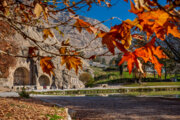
xmin=93 ymin=78 xmax=174 ymax=85
xmin=94 ymin=73 xmax=116 ymax=81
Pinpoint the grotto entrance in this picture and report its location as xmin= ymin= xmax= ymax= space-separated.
xmin=39 ymin=75 xmax=50 ymax=89
xmin=13 ymin=67 xmax=30 ymax=85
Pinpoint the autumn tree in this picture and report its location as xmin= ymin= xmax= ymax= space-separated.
xmin=0 ymin=0 xmax=179 ymax=78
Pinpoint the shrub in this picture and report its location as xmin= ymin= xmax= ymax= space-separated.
xmin=79 ymin=72 xmax=94 ymax=87
xmin=18 ymin=87 xmax=30 ymax=98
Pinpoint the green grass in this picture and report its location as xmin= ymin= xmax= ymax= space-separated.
xmin=91 ymin=66 xmax=180 ymax=86
xmin=92 ymin=67 xmax=133 ymax=85
xmin=122 ymin=90 xmax=180 ymax=96
xmin=123 ymin=82 xmax=180 ymax=87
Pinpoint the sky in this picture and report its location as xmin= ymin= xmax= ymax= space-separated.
xmin=77 ymin=1 xmax=135 ymax=28
xmin=76 ymin=0 xmax=167 ymax=28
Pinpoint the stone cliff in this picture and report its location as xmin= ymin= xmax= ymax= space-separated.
xmin=0 ymin=12 xmax=109 ymax=90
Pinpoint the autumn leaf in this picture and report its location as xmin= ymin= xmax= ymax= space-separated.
xmin=59 ymin=40 xmax=82 ymax=74
xmin=98 ymin=19 xmax=142 ymax=54
xmin=34 ymin=3 xmax=48 ymax=21
xmin=105 ymin=2 xmax=112 ymax=7
xmin=40 ymin=57 xmax=55 ymax=76
xmin=152 ymin=56 xmax=163 ymax=76
xmin=34 ymin=3 xmax=43 ymax=18
xmin=43 ymin=29 xmax=54 ymax=40
xmin=43 ymin=7 xmax=48 ymax=21
xmin=132 ymin=34 xmax=144 ymax=40
xmin=129 ymin=0 xmax=144 ymax=14
xmin=136 ymin=9 xmax=180 ymax=40
xmin=55 ymin=27 xmax=64 ymax=37
xmin=88 ymin=55 xmax=96 ymax=60
xmin=112 ymin=40 xmax=128 ymax=53
xmin=167 ymin=25 xmax=180 ymax=39
xmin=28 ymin=47 xmax=38 ymax=57
xmin=101 ymin=33 xmax=116 ymax=54
xmin=2 ymin=0 xmax=9 ymax=16
xmin=134 ymin=37 xmax=167 ymax=76
xmin=73 ymin=19 xmax=97 ymax=34
xmin=59 ymin=39 xmax=70 ymax=55
xmin=61 ymin=56 xmax=82 ymax=74
xmin=118 ymin=52 xmax=140 ymax=74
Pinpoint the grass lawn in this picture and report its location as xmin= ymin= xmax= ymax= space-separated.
xmin=91 ymin=67 xmax=180 ymax=86
xmin=123 ymin=82 xmax=180 ymax=87
xmin=122 ymin=90 xmax=180 ymax=96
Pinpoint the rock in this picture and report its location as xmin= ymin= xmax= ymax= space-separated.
xmin=1 ymin=12 xmax=110 ymax=90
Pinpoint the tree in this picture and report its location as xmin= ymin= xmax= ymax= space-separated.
xmin=115 ymin=55 xmax=124 ymax=77
xmin=0 ymin=0 xmax=179 ymax=77
xmin=101 ymin=58 xmax=106 ymax=65
xmin=109 ymin=57 xmax=116 ymax=67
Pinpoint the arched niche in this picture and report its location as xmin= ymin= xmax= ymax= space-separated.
xmin=39 ymin=75 xmax=50 ymax=88
xmin=13 ymin=67 xmax=30 ymax=85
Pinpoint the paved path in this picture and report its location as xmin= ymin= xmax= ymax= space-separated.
xmin=0 ymin=92 xmax=19 ymax=97
xmin=35 ymin=95 xmax=180 ymax=120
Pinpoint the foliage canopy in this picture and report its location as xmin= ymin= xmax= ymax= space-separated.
xmin=0 ymin=0 xmax=179 ymax=77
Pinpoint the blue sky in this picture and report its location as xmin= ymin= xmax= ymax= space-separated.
xmin=76 ymin=1 xmax=167 ymax=28
xmin=77 ymin=1 xmax=135 ymax=28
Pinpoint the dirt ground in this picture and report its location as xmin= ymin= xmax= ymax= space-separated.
xmin=36 ymin=96 xmax=180 ymax=120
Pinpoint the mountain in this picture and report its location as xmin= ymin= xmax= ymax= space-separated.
xmin=52 ymin=12 xmax=110 ymax=57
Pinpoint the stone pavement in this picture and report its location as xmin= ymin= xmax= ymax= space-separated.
xmin=34 ymin=95 xmax=180 ymax=120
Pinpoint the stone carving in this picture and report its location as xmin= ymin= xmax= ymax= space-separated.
xmin=0 ymin=13 xmax=110 ymax=90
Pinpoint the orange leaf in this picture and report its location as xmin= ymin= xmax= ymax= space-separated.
xmin=134 ymin=37 xmax=166 ymax=76
xmin=119 ymin=52 xmax=139 ymax=74
xmin=59 ymin=40 xmax=82 ymax=74
xmin=101 ymin=34 xmax=116 ymax=54
xmin=112 ymin=40 xmax=128 ymax=53
xmin=59 ymin=39 xmax=70 ymax=54
xmin=137 ymin=9 xmax=180 ymax=40
xmin=167 ymin=25 xmax=180 ymax=39
xmin=61 ymin=56 xmax=82 ymax=74
xmin=73 ymin=19 xmax=97 ymax=34
xmin=129 ymin=0 xmax=144 ymax=14
xmin=40 ymin=57 xmax=55 ymax=76
xmin=99 ymin=19 xmax=142 ymax=53
xmin=43 ymin=29 xmax=54 ymax=40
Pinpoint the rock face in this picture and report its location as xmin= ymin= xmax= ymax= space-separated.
xmin=52 ymin=12 xmax=109 ymax=57
xmin=0 ymin=13 xmax=109 ymax=90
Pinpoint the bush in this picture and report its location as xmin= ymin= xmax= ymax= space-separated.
xmin=18 ymin=87 xmax=30 ymax=98
xmin=79 ymin=72 xmax=94 ymax=87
